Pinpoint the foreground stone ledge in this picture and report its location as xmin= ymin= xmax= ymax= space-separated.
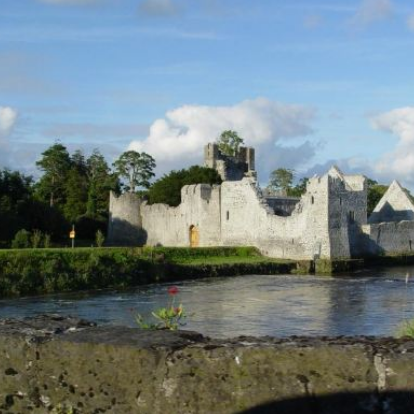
xmin=0 ymin=315 xmax=414 ymax=414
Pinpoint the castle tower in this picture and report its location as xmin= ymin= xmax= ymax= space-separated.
xmin=203 ymin=142 xmax=256 ymax=182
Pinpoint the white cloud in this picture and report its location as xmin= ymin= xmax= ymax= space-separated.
xmin=139 ymin=0 xmax=179 ymax=16
xmin=0 ymin=106 xmax=17 ymax=137
xmin=128 ymin=98 xmax=316 ymax=179
xmin=351 ymin=0 xmax=393 ymax=27
xmin=371 ymin=107 xmax=414 ymax=183
xmin=408 ymin=14 xmax=414 ymax=31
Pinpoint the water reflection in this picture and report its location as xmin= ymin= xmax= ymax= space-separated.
xmin=0 ymin=266 xmax=413 ymax=338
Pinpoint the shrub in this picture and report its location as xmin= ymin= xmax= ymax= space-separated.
xmin=11 ymin=229 xmax=31 ymax=249
xmin=396 ymin=319 xmax=414 ymax=338
xmin=95 ymin=230 xmax=105 ymax=247
xmin=31 ymin=229 xmax=43 ymax=248
xmin=44 ymin=233 xmax=51 ymax=248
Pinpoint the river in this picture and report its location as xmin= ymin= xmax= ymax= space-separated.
xmin=1 ymin=265 xmax=414 ymax=338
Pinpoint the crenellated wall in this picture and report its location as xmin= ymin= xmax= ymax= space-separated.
xmin=107 ymin=166 xmax=371 ymax=260
xmin=141 ymin=184 xmax=222 ymax=247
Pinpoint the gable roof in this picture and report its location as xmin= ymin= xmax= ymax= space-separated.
xmin=369 ymin=180 xmax=414 ymax=223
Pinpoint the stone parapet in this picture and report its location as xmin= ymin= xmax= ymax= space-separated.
xmin=0 ymin=315 xmax=413 ymax=413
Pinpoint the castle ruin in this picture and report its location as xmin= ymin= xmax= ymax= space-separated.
xmin=107 ymin=143 xmax=414 ymax=260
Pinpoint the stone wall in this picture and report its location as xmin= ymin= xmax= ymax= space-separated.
xmin=369 ymin=180 xmax=414 ymax=224
xmin=109 ymin=166 xmax=370 ymax=260
xmin=107 ymin=192 xmax=145 ymax=246
xmin=141 ymin=184 xmax=222 ymax=247
xmin=1 ymin=315 xmax=413 ymax=414
xmin=360 ymin=221 xmax=414 ymax=255
xmin=204 ymin=143 xmax=255 ymax=181
xmin=264 ymin=196 xmax=300 ymax=216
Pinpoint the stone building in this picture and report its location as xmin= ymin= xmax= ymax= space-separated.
xmin=107 ymin=143 xmax=414 ymax=260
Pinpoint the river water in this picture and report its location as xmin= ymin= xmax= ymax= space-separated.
xmin=1 ymin=266 xmax=414 ymax=338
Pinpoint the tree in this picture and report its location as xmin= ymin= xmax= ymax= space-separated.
xmin=63 ymin=167 xmax=89 ymax=222
xmin=288 ymin=177 xmax=309 ymax=197
xmin=0 ymin=169 xmax=34 ymax=242
xmin=367 ymin=179 xmax=388 ymax=215
xmin=268 ymin=168 xmax=295 ymax=194
xmin=217 ymin=130 xmax=244 ymax=156
xmin=86 ymin=149 xmax=120 ymax=216
xmin=35 ymin=143 xmax=71 ymax=207
xmin=113 ymin=150 xmax=156 ymax=193
xmin=148 ymin=166 xmax=222 ymax=206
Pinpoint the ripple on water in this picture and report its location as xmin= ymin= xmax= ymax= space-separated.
xmin=0 ymin=266 xmax=414 ymax=338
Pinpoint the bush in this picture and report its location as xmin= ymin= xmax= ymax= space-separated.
xmin=31 ymin=229 xmax=43 ymax=248
xmin=11 ymin=229 xmax=31 ymax=248
xmin=44 ymin=233 xmax=51 ymax=248
xmin=396 ymin=319 xmax=414 ymax=338
xmin=95 ymin=230 xmax=105 ymax=247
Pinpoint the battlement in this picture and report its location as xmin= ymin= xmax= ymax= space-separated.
xmin=204 ymin=143 xmax=256 ymax=181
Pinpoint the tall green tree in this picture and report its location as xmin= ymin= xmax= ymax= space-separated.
xmin=0 ymin=169 xmax=33 ymax=241
xmin=268 ymin=168 xmax=295 ymax=194
xmin=63 ymin=167 xmax=88 ymax=222
xmin=35 ymin=143 xmax=71 ymax=207
xmin=148 ymin=165 xmax=222 ymax=206
xmin=86 ymin=149 xmax=119 ymax=216
xmin=113 ymin=150 xmax=156 ymax=193
xmin=217 ymin=130 xmax=244 ymax=156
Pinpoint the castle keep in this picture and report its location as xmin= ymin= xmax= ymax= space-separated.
xmin=108 ymin=143 xmax=414 ymax=260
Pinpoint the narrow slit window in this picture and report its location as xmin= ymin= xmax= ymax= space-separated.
xmin=226 ymin=211 xmax=230 ymax=220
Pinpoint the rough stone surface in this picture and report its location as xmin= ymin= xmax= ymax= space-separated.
xmin=107 ymin=192 xmax=145 ymax=246
xmin=0 ymin=315 xmax=414 ymax=414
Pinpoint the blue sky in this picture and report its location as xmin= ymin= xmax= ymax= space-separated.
xmin=1 ymin=0 xmax=414 ymax=187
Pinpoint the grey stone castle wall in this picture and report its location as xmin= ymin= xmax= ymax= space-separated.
xmin=107 ymin=191 xmax=146 ymax=246
xmin=138 ymin=171 xmax=364 ymax=260
xmin=107 ymin=142 xmax=414 ymax=260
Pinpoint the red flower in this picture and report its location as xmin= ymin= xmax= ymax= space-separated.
xmin=168 ymin=286 xmax=179 ymax=295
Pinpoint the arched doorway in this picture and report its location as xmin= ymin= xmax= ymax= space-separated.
xmin=189 ymin=225 xmax=199 ymax=248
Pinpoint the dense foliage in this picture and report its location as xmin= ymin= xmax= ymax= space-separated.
xmin=266 ymin=168 xmax=309 ymax=197
xmin=0 ymin=144 xmax=121 ymax=246
xmin=112 ymin=150 xmax=156 ymax=192
xmin=148 ymin=165 xmax=222 ymax=206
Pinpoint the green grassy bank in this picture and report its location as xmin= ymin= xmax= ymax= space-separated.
xmin=0 ymin=247 xmax=308 ymax=298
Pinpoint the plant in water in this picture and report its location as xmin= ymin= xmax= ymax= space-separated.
xmin=134 ymin=286 xmax=186 ymax=330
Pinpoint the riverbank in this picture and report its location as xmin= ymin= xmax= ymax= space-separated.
xmin=0 ymin=247 xmax=311 ymax=298
xmin=0 ymin=246 xmax=411 ymax=298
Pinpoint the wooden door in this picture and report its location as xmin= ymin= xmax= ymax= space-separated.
xmin=190 ymin=226 xmax=199 ymax=248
